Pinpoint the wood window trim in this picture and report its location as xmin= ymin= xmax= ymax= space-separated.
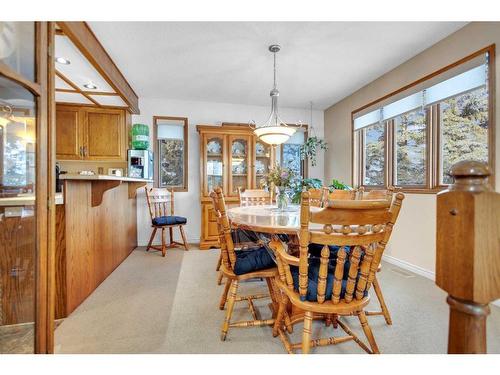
xmin=153 ymin=116 xmax=189 ymax=192
xmin=351 ymin=44 xmax=496 ymax=193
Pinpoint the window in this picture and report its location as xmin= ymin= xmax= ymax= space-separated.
xmin=363 ymin=123 xmax=386 ymax=186
xmin=153 ymin=116 xmax=188 ymax=191
xmin=393 ymin=109 xmax=427 ymax=186
xmin=439 ymin=86 xmax=488 ymax=184
xmin=278 ymin=125 xmax=308 ymax=178
xmin=353 ymin=47 xmax=494 ymax=191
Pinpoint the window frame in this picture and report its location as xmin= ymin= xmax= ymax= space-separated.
xmin=351 ymin=45 xmax=496 ymax=193
xmin=153 ymin=115 xmax=189 ymax=192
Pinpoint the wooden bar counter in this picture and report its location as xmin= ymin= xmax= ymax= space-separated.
xmin=55 ymin=174 xmax=152 ymax=319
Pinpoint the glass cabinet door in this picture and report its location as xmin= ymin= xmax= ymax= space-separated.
xmin=228 ymin=135 xmax=251 ymax=196
xmin=204 ymin=135 xmax=225 ymax=196
xmin=0 ymin=76 xmax=37 ymax=354
xmin=254 ymin=140 xmax=272 ymax=188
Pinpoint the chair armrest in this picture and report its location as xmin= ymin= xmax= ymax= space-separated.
xmin=269 ymin=239 xmax=300 ymax=267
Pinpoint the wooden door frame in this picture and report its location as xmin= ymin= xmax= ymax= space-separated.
xmin=0 ymin=21 xmax=56 ymax=354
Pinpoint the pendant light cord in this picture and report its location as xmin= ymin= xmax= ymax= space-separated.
xmin=273 ymin=51 xmax=277 ymax=90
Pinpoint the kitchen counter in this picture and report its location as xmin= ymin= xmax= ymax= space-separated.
xmin=55 ymin=175 xmax=149 ymax=319
xmin=60 ymin=173 xmax=153 ymax=183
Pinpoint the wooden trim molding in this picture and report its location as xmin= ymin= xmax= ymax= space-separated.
xmin=153 ymin=116 xmax=189 ymax=192
xmin=57 ymin=22 xmax=140 ymax=114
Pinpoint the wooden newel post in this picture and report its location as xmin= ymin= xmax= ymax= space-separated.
xmin=436 ymin=160 xmax=500 ymax=354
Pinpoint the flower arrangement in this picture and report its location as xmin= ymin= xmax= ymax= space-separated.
xmin=262 ymin=165 xmax=296 ymax=189
xmin=262 ymin=165 xmax=296 ymax=210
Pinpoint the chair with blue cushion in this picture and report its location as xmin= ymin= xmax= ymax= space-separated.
xmin=210 ymin=187 xmax=292 ymax=341
xmin=270 ymin=191 xmax=405 ymax=354
xmin=145 ymin=187 xmax=189 ymax=257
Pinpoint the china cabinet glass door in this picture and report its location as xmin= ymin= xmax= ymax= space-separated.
xmin=254 ymin=140 xmax=272 ymax=188
xmin=228 ymin=135 xmax=251 ymax=196
xmin=204 ymin=135 xmax=225 ymax=196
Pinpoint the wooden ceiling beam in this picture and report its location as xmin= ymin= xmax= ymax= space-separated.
xmin=57 ymin=22 xmax=140 ymax=114
xmin=55 ymin=70 xmax=100 ymax=106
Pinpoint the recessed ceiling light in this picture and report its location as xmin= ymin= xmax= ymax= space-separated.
xmin=55 ymin=57 xmax=71 ymax=65
xmin=84 ymin=83 xmax=98 ymax=90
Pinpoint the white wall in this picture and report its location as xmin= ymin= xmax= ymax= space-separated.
xmin=323 ymin=22 xmax=500 ymax=280
xmin=133 ymin=98 xmax=324 ymax=245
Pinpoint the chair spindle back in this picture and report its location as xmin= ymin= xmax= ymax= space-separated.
xmin=145 ymin=187 xmax=175 ymax=220
xmin=294 ymin=191 xmax=404 ymax=304
xmin=307 ymin=187 xmax=329 ymax=207
xmin=210 ymin=188 xmax=238 ymax=270
xmin=238 ymin=188 xmax=272 ymax=206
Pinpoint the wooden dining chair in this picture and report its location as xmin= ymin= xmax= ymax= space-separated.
xmin=211 ymin=187 xmax=292 ymax=341
xmin=271 ymin=191 xmax=404 ymax=354
xmin=214 ymin=188 xmax=272 ymax=285
xmin=145 ymin=187 xmax=189 ymax=257
xmin=238 ymin=188 xmax=272 ymax=206
xmin=307 ymin=187 xmax=329 ymax=207
xmin=327 ymin=189 xmax=357 ymax=201
xmin=356 ymin=186 xmax=396 ymax=325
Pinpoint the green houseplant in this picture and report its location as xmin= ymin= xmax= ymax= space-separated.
xmin=300 ymin=136 xmax=328 ymax=167
xmin=291 ymin=178 xmax=323 ymax=204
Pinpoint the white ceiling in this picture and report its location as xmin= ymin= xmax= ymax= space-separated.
xmin=54 ymin=34 xmax=127 ymax=107
xmin=88 ymin=22 xmax=467 ymax=110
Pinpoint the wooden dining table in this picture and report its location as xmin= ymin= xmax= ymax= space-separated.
xmin=226 ymin=204 xmax=327 ymax=327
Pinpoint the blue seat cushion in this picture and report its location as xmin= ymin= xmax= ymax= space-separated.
xmin=152 ymin=215 xmax=187 ymax=226
xmin=290 ymin=249 xmax=367 ymax=302
xmin=233 ymin=246 xmax=276 ymax=275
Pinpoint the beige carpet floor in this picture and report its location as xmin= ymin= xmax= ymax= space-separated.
xmin=55 ymin=247 xmax=500 ymax=354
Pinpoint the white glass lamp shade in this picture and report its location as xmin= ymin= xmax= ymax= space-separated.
xmin=254 ymin=126 xmax=296 ymax=146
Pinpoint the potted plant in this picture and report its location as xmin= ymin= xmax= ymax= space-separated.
xmin=262 ymin=165 xmax=296 ymax=211
xmin=300 ymin=136 xmax=328 ymax=167
xmin=291 ymin=178 xmax=323 ymax=204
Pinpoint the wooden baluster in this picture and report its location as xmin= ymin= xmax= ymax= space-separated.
xmin=344 ymin=246 xmax=361 ymax=303
xmin=298 ymin=192 xmax=310 ymax=300
xmin=332 ymin=248 xmax=347 ymax=304
xmin=436 ymin=161 xmax=500 ymax=354
xmin=356 ymin=245 xmax=374 ymax=300
xmin=316 ymin=245 xmax=330 ymax=303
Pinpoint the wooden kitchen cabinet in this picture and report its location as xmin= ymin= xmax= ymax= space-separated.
xmin=56 ymin=104 xmax=128 ymax=161
xmin=197 ymin=123 xmax=275 ymax=249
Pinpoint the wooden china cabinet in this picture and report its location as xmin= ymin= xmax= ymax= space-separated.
xmin=197 ymin=123 xmax=275 ymax=249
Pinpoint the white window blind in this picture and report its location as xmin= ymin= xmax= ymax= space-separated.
xmin=353 ymin=63 xmax=487 ymax=131
xmin=157 ymin=123 xmax=184 ymax=140
xmin=354 ymin=110 xmax=381 ymax=130
xmin=425 ymin=64 xmax=486 ymax=106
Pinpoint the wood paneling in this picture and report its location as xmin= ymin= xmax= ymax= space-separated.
xmin=55 ymin=180 xmax=138 ymax=316
xmin=0 ymin=212 xmax=36 ymax=325
xmin=54 ymin=205 xmax=66 ymax=320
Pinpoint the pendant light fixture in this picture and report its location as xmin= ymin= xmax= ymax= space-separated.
xmin=253 ymin=44 xmax=296 ymax=146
